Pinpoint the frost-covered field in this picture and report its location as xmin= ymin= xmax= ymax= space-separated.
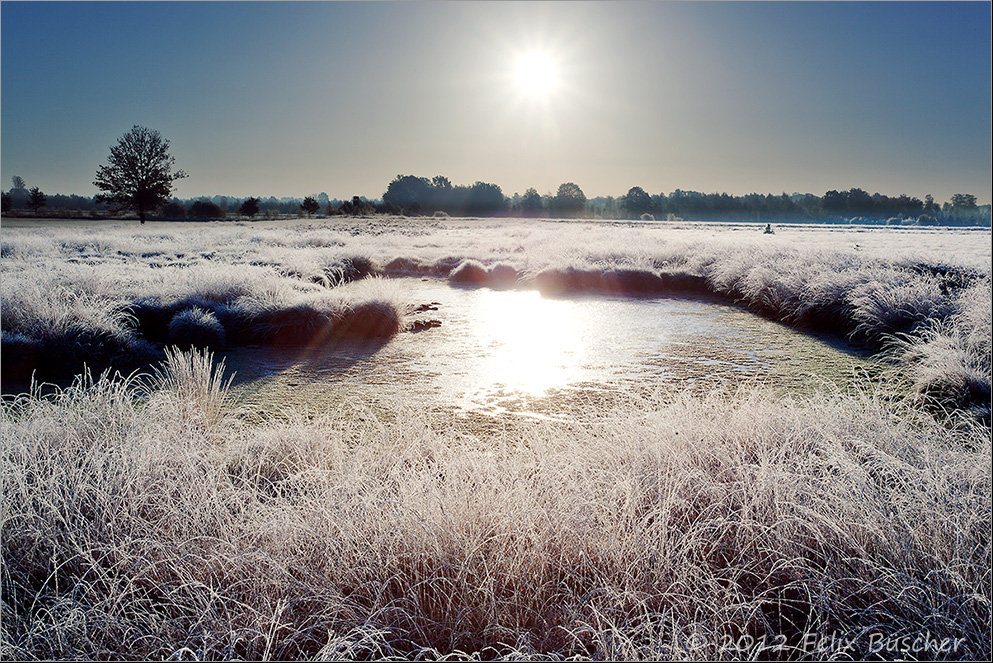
xmin=1 ymin=217 xmax=991 ymax=659
xmin=3 ymin=217 xmax=990 ymax=414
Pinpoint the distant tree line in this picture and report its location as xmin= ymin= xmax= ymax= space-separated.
xmin=376 ymin=176 xmax=988 ymax=226
xmin=2 ymin=173 xmax=989 ymax=226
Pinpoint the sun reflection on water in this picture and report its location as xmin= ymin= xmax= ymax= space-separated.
xmin=469 ymin=289 xmax=585 ymax=397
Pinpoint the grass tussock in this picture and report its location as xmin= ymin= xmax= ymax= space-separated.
xmin=894 ymin=278 xmax=993 ymax=423
xmin=0 ymin=245 xmax=406 ymax=383
xmin=168 ymin=307 xmax=226 ymax=352
xmin=1 ymin=351 xmax=990 ymax=660
xmin=449 ymin=260 xmax=520 ymax=288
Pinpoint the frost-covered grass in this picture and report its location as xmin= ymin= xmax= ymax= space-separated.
xmin=0 ymin=220 xmax=405 ymax=383
xmin=1 ymin=352 xmax=989 ymax=659
xmin=1 ymin=217 xmax=990 ymax=659
xmin=3 ymin=216 xmax=989 ymax=415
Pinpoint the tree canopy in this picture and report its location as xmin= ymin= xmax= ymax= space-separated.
xmin=622 ymin=186 xmax=653 ymax=218
xmin=239 ymin=197 xmax=260 ymax=217
xmin=188 ymin=200 xmax=225 ymax=219
xmin=382 ymin=175 xmax=434 ymax=213
xmin=27 ymin=187 xmax=47 ymax=213
xmin=93 ymin=125 xmax=187 ymax=224
xmin=300 ymin=196 xmax=320 ymax=216
xmin=519 ymin=187 xmax=543 ymax=217
xmin=554 ymin=182 xmax=587 ymax=217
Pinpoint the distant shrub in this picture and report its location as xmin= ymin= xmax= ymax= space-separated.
xmin=336 ymin=196 xmax=375 ymax=216
xmin=188 ymin=200 xmax=225 ymax=219
xmin=168 ymin=307 xmax=226 ymax=351
xmin=916 ymin=214 xmax=938 ymax=226
xmin=300 ymin=197 xmax=320 ymax=217
xmin=159 ymin=202 xmax=187 ymax=220
xmin=640 ymin=213 xmax=655 ymax=221
xmin=239 ymin=197 xmax=260 ymax=218
xmin=433 ymin=210 xmax=450 ymax=218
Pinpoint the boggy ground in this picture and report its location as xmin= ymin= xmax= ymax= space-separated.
xmin=1 ymin=217 xmax=991 ymax=659
xmin=2 ymin=216 xmax=990 ymax=417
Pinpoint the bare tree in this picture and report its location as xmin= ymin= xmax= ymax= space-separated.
xmin=94 ymin=125 xmax=187 ymax=224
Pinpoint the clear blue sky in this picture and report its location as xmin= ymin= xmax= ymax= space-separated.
xmin=2 ymin=1 xmax=990 ymax=203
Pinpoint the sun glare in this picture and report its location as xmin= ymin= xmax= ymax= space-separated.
xmin=514 ymin=51 xmax=560 ymax=99
xmin=470 ymin=289 xmax=585 ymax=398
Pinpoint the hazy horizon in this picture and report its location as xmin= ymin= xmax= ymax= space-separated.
xmin=2 ymin=1 xmax=990 ymax=204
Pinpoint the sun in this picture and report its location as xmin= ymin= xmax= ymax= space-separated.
xmin=513 ymin=51 xmax=560 ymax=99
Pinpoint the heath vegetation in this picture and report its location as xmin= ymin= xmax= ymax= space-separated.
xmin=1 ymin=217 xmax=990 ymax=659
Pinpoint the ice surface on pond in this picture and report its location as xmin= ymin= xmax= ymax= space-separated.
xmin=223 ymin=278 xmax=876 ymax=421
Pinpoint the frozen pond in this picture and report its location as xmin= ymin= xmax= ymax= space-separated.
xmin=222 ymin=278 xmax=877 ymax=421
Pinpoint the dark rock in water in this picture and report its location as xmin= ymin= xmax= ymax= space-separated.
xmin=448 ymin=260 xmax=519 ymax=289
xmin=413 ymin=303 xmax=440 ymax=313
xmin=410 ymin=319 xmax=442 ymax=332
xmin=247 ymin=301 xmax=401 ymax=345
xmin=533 ymin=267 xmax=711 ymax=298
